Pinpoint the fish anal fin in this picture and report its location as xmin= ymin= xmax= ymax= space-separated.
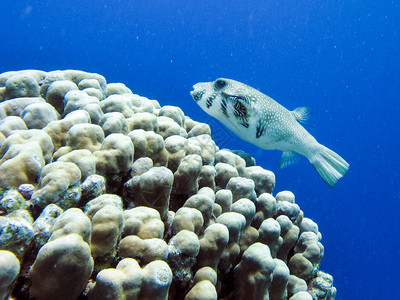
xmin=292 ymin=106 xmax=312 ymax=123
xmin=280 ymin=151 xmax=300 ymax=169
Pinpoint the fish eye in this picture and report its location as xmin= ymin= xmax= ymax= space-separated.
xmin=214 ymin=79 xmax=226 ymax=89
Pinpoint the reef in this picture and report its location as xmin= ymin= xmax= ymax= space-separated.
xmin=0 ymin=70 xmax=336 ymax=300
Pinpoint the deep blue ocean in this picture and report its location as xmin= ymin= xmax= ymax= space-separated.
xmin=1 ymin=1 xmax=399 ymax=299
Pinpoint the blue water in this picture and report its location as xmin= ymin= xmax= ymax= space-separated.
xmin=1 ymin=1 xmax=399 ymax=298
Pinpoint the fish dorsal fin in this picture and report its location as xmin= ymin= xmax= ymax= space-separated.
xmin=292 ymin=106 xmax=311 ymax=123
xmin=280 ymin=151 xmax=300 ymax=169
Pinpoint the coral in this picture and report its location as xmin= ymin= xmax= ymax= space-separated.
xmin=308 ymin=270 xmax=337 ymax=299
xmin=49 ymin=208 xmax=91 ymax=243
xmin=232 ymin=149 xmax=256 ymax=167
xmin=276 ymin=215 xmax=300 ymax=262
xmin=87 ymin=258 xmax=143 ymax=299
xmin=252 ymin=192 xmax=277 ymax=228
xmin=270 ymin=258 xmax=291 ymax=299
xmin=2 ymin=71 xmax=44 ymax=100
xmin=119 ymin=235 xmax=168 ymax=264
xmin=288 ymin=232 xmax=324 ymax=282
xmin=63 ymin=91 xmax=103 ymax=123
xmin=0 ymin=189 xmax=28 ymax=215
xmin=226 ymin=176 xmax=257 ymax=203
xmin=139 ymin=260 xmax=173 ymax=299
xmin=198 ymin=165 xmax=217 ymax=191
xmin=21 ymin=102 xmax=59 ymax=129
xmin=173 ymin=154 xmax=203 ymax=196
xmin=171 ymin=207 xmax=204 ymax=235
xmin=187 ymin=122 xmax=211 ymax=138
xmin=89 ymin=204 xmax=123 ymax=258
xmin=53 ymin=123 xmax=104 ymax=158
xmin=45 ymin=80 xmax=79 ymax=114
xmin=57 ymin=149 xmax=96 ymax=181
xmin=231 ymin=198 xmax=256 ymax=227
xmin=215 ymin=189 xmax=233 ymax=213
xmin=80 ymin=174 xmax=107 ymax=202
xmin=169 ymin=229 xmax=200 ymax=259
xmin=0 ymin=250 xmax=20 ymax=300
xmin=215 ymin=149 xmax=246 ymax=176
xmin=128 ymin=129 xmax=168 ymax=166
xmin=127 ymin=111 xmax=158 ymax=131
xmin=157 ymin=116 xmax=187 ymax=139
xmin=216 ymin=212 xmax=247 ymax=272
xmin=100 ymin=94 xmax=135 ymax=118
xmin=193 ymin=266 xmax=218 ymax=286
xmin=167 ymin=230 xmax=200 ymax=297
xmin=39 ymin=70 xmax=106 ymax=110
xmin=84 ymin=194 xmax=123 ymax=220
xmin=123 ymin=166 xmax=174 ymax=219
xmin=185 ymin=280 xmax=217 ymax=300
xmin=0 ymin=97 xmax=44 ymax=119
xmin=244 ymin=165 xmax=275 ymax=194
xmin=106 ymin=82 xmax=133 ymax=95
xmin=159 ymin=105 xmax=185 ymax=127
xmin=122 ymin=206 xmax=164 ymax=238
xmin=214 ymin=162 xmax=239 ymax=188
xmin=29 ymin=233 xmax=94 ymax=300
xmin=0 ymin=70 xmax=337 ymax=299
xmin=0 ymin=210 xmax=34 ymax=260
xmin=290 ymin=291 xmax=313 ymax=300
xmin=0 ymin=129 xmax=53 ymax=188
xmin=188 ymin=134 xmax=216 ymax=165
xmin=183 ymin=188 xmax=215 ymax=229
xmin=0 ymin=116 xmax=28 ymax=137
xmin=93 ymin=133 xmax=134 ymax=186
xmin=233 ymin=242 xmax=275 ymax=300
xmin=32 ymin=204 xmax=63 ymax=246
xmin=90 ymin=258 xmax=173 ymax=300
xmin=30 ymin=161 xmax=81 ymax=210
xmin=258 ymin=218 xmax=283 ymax=258
xmin=43 ymin=110 xmax=91 ymax=151
xmin=197 ymin=223 xmax=229 ymax=270
xmin=288 ymin=275 xmax=308 ymax=297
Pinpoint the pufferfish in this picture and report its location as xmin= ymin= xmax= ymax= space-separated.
xmin=190 ymin=78 xmax=349 ymax=187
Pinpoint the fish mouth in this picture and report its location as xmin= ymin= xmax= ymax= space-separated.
xmin=190 ymin=85 xmax=205 ymax=102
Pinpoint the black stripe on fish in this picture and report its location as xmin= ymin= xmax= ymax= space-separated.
xmin=255 ymin=118 xmax=267 ymax=139
xmin=206 ymin=97 xmax=214 ymax=109
xmin=240 ymin=121 xmax=249 ymax=128
xmin=221 ymin=98 xmax=229 ymax=118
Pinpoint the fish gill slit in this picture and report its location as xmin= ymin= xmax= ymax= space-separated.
xmin=220 ymin=99 xmax=229 ymax=118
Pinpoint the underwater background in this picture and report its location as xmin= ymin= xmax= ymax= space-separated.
xmin=0 ymin=0 xmax=398 ymax=299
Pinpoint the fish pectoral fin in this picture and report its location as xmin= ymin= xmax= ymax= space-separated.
xmin=292 ymin=106 xmax=312 ymax=123
xmin=279 ymin=151 xmax=300 ymax=169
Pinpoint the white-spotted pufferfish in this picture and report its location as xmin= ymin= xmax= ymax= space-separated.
xmin=190 ymin=78 xmax=349 ymax=187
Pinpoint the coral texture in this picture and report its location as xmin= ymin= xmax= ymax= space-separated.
xmin=0 ymin=70 xmax=336 ymax=299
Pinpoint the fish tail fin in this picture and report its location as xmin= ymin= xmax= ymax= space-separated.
xmin=310 ymin=145 xmax=350 ymax=188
